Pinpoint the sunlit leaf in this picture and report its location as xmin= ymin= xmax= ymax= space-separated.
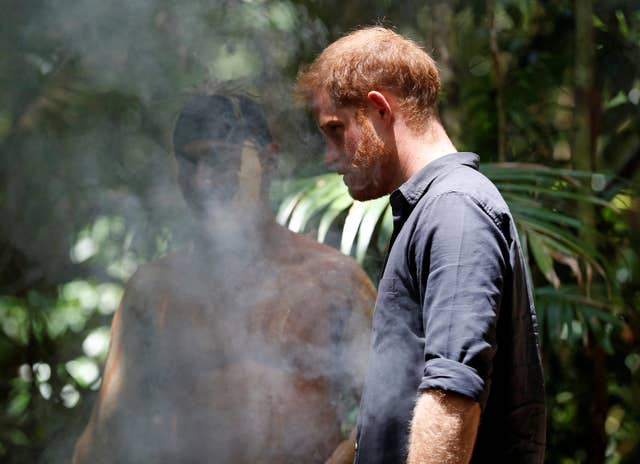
xmin=61 ymin=384 xmax=80 ymax=408
xmin=355 ymin=197 xmax=389 ymax=262
xmin=288 ymin=178 xmax=345 ymax=232
xmin=318 ymin=194 xmax=354 ymax=243
xmin=276 ymin=191 xmax=304 ymax=226
xmin=82 ymin=327 xmax=111 ymax=359
xmin=341 ymin=202 xmax=367 ymax=256
xmin=66 ymin=357 xmax=100 ymax=388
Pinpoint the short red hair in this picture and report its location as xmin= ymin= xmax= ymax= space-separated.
xmin=295 ymin=26 xmax=440 ymax=130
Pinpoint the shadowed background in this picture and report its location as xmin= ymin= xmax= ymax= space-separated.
xmin=1 ymin=1 xmax=639 ymax=463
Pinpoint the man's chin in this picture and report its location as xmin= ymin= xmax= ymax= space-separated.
xmin=346 ymin=183 xmax=385 ymax=202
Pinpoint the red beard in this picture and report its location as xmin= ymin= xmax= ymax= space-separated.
xmin=345 ymin=115 xmax=396 ymax=201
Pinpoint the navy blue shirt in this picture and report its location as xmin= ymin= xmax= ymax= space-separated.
xmin=355 ymin=153 xmax=546 ymax=463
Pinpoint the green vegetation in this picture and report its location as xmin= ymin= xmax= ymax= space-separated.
xmin=1 ymin=1 xmax=638 ymax=462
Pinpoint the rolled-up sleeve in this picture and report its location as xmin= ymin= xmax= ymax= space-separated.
xmin=414 ymin=192 xmax=507 ymax=409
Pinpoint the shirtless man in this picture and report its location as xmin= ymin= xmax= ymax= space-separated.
xmin=73 ymin=91 xmax=375 ymax=463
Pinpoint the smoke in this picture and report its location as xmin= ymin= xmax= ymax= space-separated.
xmin=3 ymin=2 xmax=377 ymax=463
xmin=66 ymin=203 xmax=374 ymax=463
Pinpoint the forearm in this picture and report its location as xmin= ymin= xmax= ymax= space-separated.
xmin=324 ymin=429 xmax=356 ymax=464
xmin=406 ymin=389 xmax=480 ymax=464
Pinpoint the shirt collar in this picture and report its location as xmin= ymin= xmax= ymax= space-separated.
xmin=389 ymin=152 xmax=480 ymax=216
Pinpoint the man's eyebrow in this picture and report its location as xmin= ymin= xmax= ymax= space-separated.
xmin=318 ymin=119 xmax=341 ymax=131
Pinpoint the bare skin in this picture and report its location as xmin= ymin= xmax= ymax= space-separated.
xmin=312 ymin=88 xmax=480 ymax=462
xmin=407 ymin=391 xmax=481 ymax=464
xmin=73 ymin=224 xmax=374 ymax=464
xmin=73 ymin=133 xmax=375 ymax=463
xmin=312 ymin=89 xmax=457 ymax=200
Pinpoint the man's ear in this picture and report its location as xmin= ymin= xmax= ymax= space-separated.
xmin=367 ymin=91 xmax=393 ymax=127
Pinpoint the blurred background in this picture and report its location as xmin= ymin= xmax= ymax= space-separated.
xmin=1 ymin=0 xmax=639 ymax=462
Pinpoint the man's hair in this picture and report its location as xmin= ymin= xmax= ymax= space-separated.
xmin=295 ymin=26 xmax=440 ymax=130
xmin=173 ymin=82 xmax=273 ymax=163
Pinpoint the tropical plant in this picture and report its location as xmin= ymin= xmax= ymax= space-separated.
xmin=274 ymin=155 xmax=639 ymax=464
xmin=1 ymin=0 xmax=639 ymax=462
xmin=273 ymin=163 xmax=632 ymax=352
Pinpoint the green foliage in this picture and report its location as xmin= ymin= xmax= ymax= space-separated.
xmin=0 ymin=0 xmax=639 ymax=462
xmin=0 ymin=280 xmax=121 ymax=462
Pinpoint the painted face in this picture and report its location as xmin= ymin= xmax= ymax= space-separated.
xmin=313 ymin=91 xmax=394 ymax=201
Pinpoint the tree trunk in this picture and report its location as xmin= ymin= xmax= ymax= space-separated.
xmin=574 ymin=1 xmax=607 ymax=463
xmin=430 ymin=0 xmax=457 ymax=138
xmin=488 ymin=0 xmax=507 ymax=162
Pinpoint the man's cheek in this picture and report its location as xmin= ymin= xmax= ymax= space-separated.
xmin=344 ymin=137 xmax=359 ymax=164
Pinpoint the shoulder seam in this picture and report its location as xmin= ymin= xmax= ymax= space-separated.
xmin=422 ymin=190 xmax=505 ymax=229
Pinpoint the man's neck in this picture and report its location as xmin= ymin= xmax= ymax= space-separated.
xmin=392 ymin=118 xmax=457 ymax=188
xmin=195 ymin=208 xmax=275 ymax=258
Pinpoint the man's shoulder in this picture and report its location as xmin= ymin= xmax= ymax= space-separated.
xmin=120 ymin=249 xmax=191 ymax=302
xmin=428 ymin=163 xmax=504 ymax=202
xmin=420 ymin=164 xmax=511 ymax=224
xmin=276 ymin=226 xmax=376 ymax=300
xmin=280 ymin=226 xmax=365 ymax=272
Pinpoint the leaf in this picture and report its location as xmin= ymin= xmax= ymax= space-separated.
xmin=341 ymin=202 xmax=367 ymax=256
xmin=549 ymin=250 xmax=583 ymax=288
xmin=355 ymin=196 xmax=389 ymax=262
xmin=535 ymin=286 xmax=620 ymax=315
xmin=545 ymin=298 xmax=564 ymax=340
xmin=276 ymin=191 xmax=303 ymax=226
xmin=518 ymin=217 xmax=606 ymax=274
xmin=317 ymin=194 xmax=354 ymax=243
xmin=7 ymin=390 xmax=30 ymax=417
xmin=528 ymin=229 xmax=560 ymax=288
xmin=508 ymin=202 xmax=582 ymax=229
xmin=482 ymin=163 xmax=604 ymax=180
xmin=274 ymin=174 xmax=340 ymax=226
xmin=496 ymin=184 xmax=614 ymax=209
xmin=535 ymin=285 xmax=621 ymax=351
xmin=287 ymin=179 xmax=345 ymax=232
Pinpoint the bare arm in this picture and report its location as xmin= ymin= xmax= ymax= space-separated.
xmin=406 ymin=390 xmax=481 ymax=464
xmin=73 ymin=273 xmax=154 ymax=464
xmin=73 ymin=302 xmax=127 ymax=464
xmin=324 ymin=429 xmax=356 ymax=464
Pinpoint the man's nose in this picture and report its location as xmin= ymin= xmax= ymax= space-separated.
xmin=194 ymin=162 xmax=216 ymax=190
xmin=324 ymin=143 xmax=340 ymax=168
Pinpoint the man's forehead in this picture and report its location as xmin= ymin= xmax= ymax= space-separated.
xmin=311 ymin=90 xmax=335 ymax=115
xmin=311 ymin=89 xmax=350 ymax=126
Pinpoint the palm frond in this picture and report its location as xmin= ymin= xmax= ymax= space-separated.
xmin=272 ymin=163 xmax=628 ymax=353
xmin=274 ymin=164 xmax=615 ymax=273
xmin=273 ymin=174 xmax=390 ymax=260
xmin=535 ymin=285 xmax=623 ymax=352
xmin=354 ymin=197 xmax=390 ymax=262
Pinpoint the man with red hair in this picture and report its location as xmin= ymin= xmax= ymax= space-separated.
xmin=296 ymin=26 xmax=546 ymax=463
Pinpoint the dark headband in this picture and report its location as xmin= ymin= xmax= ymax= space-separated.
xmin=172 ymin=94 xmax=272 ymax=151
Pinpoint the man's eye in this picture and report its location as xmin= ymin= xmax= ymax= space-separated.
xmin=178 ymin=156 xmax=197 ymax=167
xmin=325 ymin=124 xmax=342 ymax=136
